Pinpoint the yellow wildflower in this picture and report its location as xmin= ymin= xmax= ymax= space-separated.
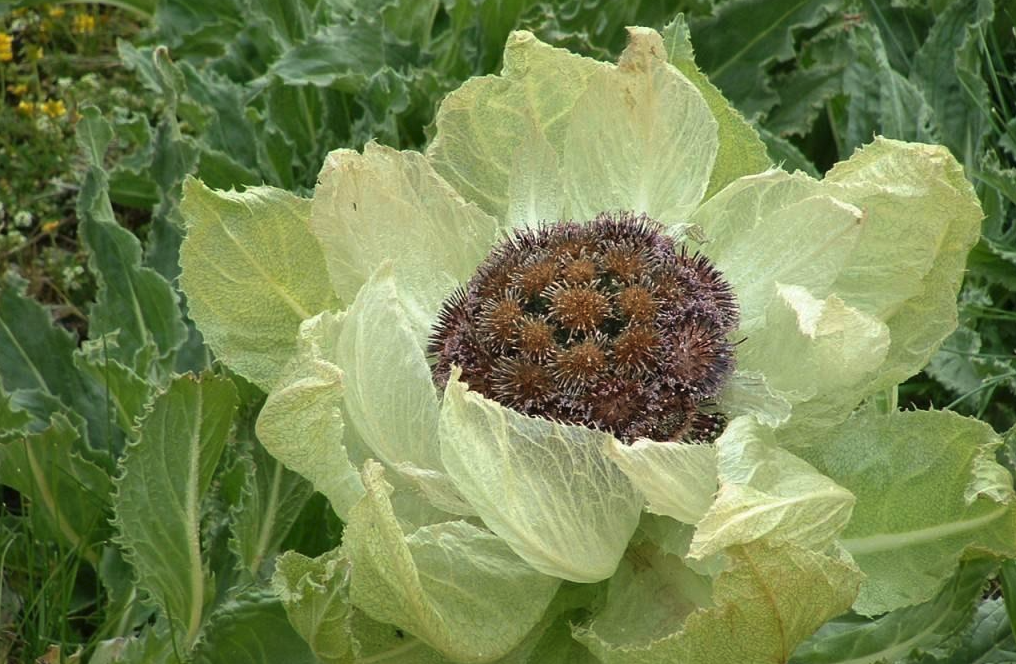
xmin=16 ymin=101 xmax=35 ymax=116
xmin=10 ymin=84 xmax=28 ymax=96
xmin=28 ymin=45 xmax=43 ymax=61
xmin=41 ymin=220 xmax=61 ymax=234
xmin=0 ymin=33 xmax=13 ymax=63
xmin=41 ymin=99 xmax=66 ymax=118
xmin=72 ymin=14 xmax=96 ymax=35
xmin=48 ymin=6 xmax=66 ymax=18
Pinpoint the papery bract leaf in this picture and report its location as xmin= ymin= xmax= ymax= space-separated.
xmin=787 ymin=138 xmax=982 ymax=433
xmin=660 ymin=16 xmax=771 ymax=199
xmin=603 ymin=438 xmax=716 ymax=525
xmin=575 ymin=541 xmax=862 ymax=664
xmin=113 ymin=373 xmax=238 ymax=648
xmin=310 ymin=142 xmax=498 ymax=336
xmin=179 ymin=179 xmax=339 ymax=390
xmin=344 ymin=461 xmax=560 ymax=663
xmin=427 ymin=31 xmax=608 ymax=224
xmin=562 ymin=28 xmax=718 ymax=225
xmin=256 ymin=311 xmax=364 ymax=521
xmin=439 ymin=375 xmax=643 ymax=583
xmin=691 ymin=169 xmax=864 ymax=333
xmin=690 ymin=416 xmax=855 ymax=559
xmin=738 ymin=284 xmax=890 ymax=406
xmin=799 ymin=407 xmax=1016 ymax=616
xmin=334 ymin=264 xmax=471 ymax=515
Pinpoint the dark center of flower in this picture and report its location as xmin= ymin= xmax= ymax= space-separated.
xmin=428 ymin=212 xmax=739 ymax=443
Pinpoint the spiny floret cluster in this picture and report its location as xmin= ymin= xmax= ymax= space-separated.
xmin=429 ymin=212 xmax=739 ymax=443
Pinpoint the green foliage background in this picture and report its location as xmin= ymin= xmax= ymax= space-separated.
xmin=0 ymin=0 xmax=1014 ymax=662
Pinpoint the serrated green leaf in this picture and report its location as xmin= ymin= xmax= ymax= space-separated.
xmin=114 ymin=373 xmax=239 ymax=648
xmin=661 ymin=15 xmax=771 ymax=198
xmin=0 ymin=414 xmax=112 ymax=566
xmin=575 ymin=541 xmax=862 ymax=664
xmin=918 ymin=598 xmax=1016 ymax=664
xmin=345 ymin=461 xmax=561 ymax=663
xmin=179 ymin=179 xmax=339 ymax=390
xmin=73 ymin=337 xmax=153 ymax=435
xmin=191 ymin=588 xmax=317 ymax=664
xmin=836 ymin=24 xmax=937 ymax=154
xmin=912 ymin=0 xmax=995 ymax=161
xmin=309 ymin=142 xmax=498 ymax=335
xmin=757 ymin=128 xmax=822 ymax=178
xmin=255 ymin=311 xmax=364 ymax=521
xmin=439 ymin=373 xmax=642 ymax=583
xmin=690 ymin=416 xmax=855 ymax=559
xmin=766 ymin=64 xmax=846 ymax=138
xmin=791 ymin=559 xmax=997 ymax=664
xmin=799 ymin=407 xmax=1016 ymax=616
xmin=0 ymin=274 xmax=109 ymax=447
xmin=688 ymin=0 xmax=843 ymax=119
xmin=229 ymin=440 xmax=315 ymax=579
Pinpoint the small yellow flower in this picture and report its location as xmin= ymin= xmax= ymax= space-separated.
xmin=72 ymin=14 xmax=96 ymax=35
xmin=41 ymin=99 xmax=66 ymax=118
xmin=41 ymin=220 xmax=61 ymax=234
xmin=48 ymin=6 xmax=66 ymax=18
xmin=16 ymin=101 xmax=35 ymax=116
xmin=28 ymin=45 xmax=44 ymax=61
xmin=0 ymin=33 xmax=13 ymax=63
xmin=10 ymin=84 xmax=28 ymax=96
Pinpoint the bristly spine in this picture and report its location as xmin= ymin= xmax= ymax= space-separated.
xmin=428 ymin=211 xmax=739 ymax=443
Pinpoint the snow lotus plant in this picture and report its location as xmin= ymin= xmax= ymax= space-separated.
xmin=178 ymin=18 xmax=1011 ymax=664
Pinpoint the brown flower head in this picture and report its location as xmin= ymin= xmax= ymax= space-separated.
xmin=428 ymin=212 xmax=738 ymax=443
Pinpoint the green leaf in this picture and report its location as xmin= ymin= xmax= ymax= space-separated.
xmin=917 ymin=598 xmax=1016 ymax=664
xmin=912 ymin=0 xmax=995 ymax=161
xmin=766 ymin=64 xmax=846 ymax=138
xmin=836 ymin=24 xmax=937 ymax=154
xmin=255 ymin=311 xmax=364 ymax=521
xmin=0 ymin=414 xmax=112 ymax=566
xmin=791 ymin=559 xmax=997 ymax=664
xmin=575 ymin=541 xmax=862 ymax=664
xmin=228 ymin=440 xmax=315 ymax=579
xmin=344 ymin=461 xmax=561 ymax=663
xmin=798 ymin=407 xmax=1016 ymax=616
xmin=688 ymin=0 xmax=843 ymax=119
xmin=427 ymin=30 xmax=609 ymax=223
xmin=603 ymin=438 xmax=716 ymax=525
xmin=268 ymin=18 xmax=417 ymax=91
xmin=191 ymin=588 xmax=317 ymax=664
xmin=690 ymin=416 xmax=855 ymax=560
xmin=179 ymin=178 xmax=340 ymax=390
xmin=439 ymin=374 xmax=643 ymax=583
xmin=561 ymin=28 xmax=718 ymax=225
xmin=73 ymin=337 xmax=153 ymax=435
xmin=113 ymin=373 xmax=239 ymax=648
xmin=0 ymin=273 xmax=108 ymax=447
xmin=758 ymin=128 xmax=822 ymax=178
xmin=78 ymin=200 xmax=188 ymax=370
xmin=309 ymin=143 xmax=497 ymax=334
xmin=661 ymin=15 xmax=771 ymax=198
